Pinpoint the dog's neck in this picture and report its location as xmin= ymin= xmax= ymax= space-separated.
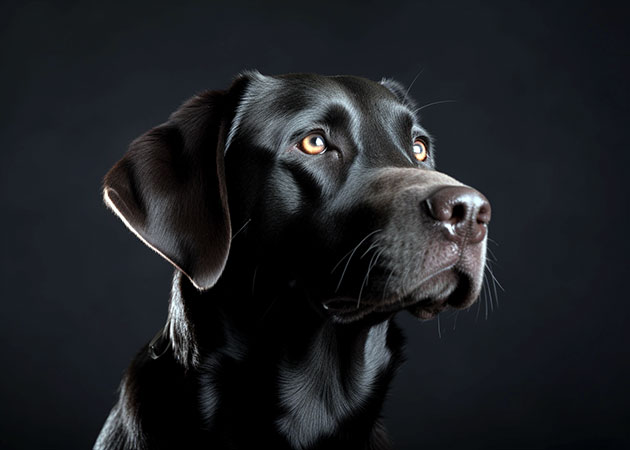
xmin=163 ymin=270 xmax=402 ymax=447
xmin=274 ymin=319 xmax=393 ymax=448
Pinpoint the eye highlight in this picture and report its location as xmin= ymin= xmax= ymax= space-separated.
xmin=298 ymin=133 xmax=327 ymax=155
xmin=412 ymin=138 xmax=428 ymax=162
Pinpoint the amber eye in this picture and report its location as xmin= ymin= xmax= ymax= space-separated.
xmin=412 ymin=139 xmax=428 ymax=162
xmin=298 ymin=133 xmax=327 ymax=155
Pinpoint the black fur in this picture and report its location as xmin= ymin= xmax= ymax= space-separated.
xmin=96 ymin=72 xmax=490 ymax=450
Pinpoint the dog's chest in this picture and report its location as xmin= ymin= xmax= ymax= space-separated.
xmin=275 ymin=321 xmax=392 ymax=449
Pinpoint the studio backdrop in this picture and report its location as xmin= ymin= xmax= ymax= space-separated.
xmin=1 ymin=1 xmax=628 ymax=449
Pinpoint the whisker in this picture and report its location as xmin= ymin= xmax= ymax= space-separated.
xmin=331 ymin=229 xmax=382 ymax=274
xmin=475 ymin=285 xmax=483 ymax=322
xmin=437 ymin=314 xmax=442 ymax=339
xmin=487 ymin=265 xmax=501 ymax=310
xmin=404 ymin=67 xmax=425 ymax=99
xmin=483 ymin=276 xmax=492 ymax=320
xmin=334 ymin=229 xmax=382 ymax=292
xmin=230 ymin=218 xmax=251 ymax=242
xmin=258 ymin=295 xmax=281 ymax=325
xmin=251 ymin=265 xmax=259 ymax=296
xmin=492 ymin=275 xmax=500 ymax=309
xmin=486 ymin=246 xmax=498 ymax=262
xmin=452 ymin=311 xmax=459 ymax=331
xmin=367 ymin=248 xmax=383 ymax=286
xmin=413 ymin=99 xmax=457 ymax=114
xmin=483 ymin=272 xmax=492 ymax=318
xmin=492 ymin=269 xmax=499 ymax=310
xmin=357 ymin=247 xmax=384 ymax=308
xmin=484 ymin=263 xmax=495 ymax=311
xmin=485 ymin=261 xmax=505 ymax=292
xmin=381 ymin=266 xmax=397 ymax=302
xmin=487 ymin=237 xmax=500 ymax=246
xmin=400 ymin=258 xmax=417 ymax=295
xmin=360 ymin=239 xmax=382 ymax=259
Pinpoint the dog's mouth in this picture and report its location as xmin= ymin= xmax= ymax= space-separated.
xmin=403 ymin=269 xmax=472 ymax=319
xmin=322 ymin=265 xmax=477 ymax=322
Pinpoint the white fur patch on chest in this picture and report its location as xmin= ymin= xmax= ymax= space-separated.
xmin=276 ymin=321 xmax=391 ymax=449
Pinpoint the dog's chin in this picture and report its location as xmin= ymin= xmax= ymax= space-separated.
xmin=402 ymin=269 xmax=473 ymax=320
xmin=323 ymin=268 xmax=479 ymax=323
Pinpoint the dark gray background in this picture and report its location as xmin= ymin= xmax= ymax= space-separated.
xmin=1 ymin=1 xmax=629 ymax=449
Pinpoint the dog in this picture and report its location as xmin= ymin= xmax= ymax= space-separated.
xmin=95 ymin=71 xmax=491 ymax=450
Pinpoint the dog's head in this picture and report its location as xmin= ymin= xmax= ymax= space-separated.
xmin=104 ymin=71 xmax=490 ymax=323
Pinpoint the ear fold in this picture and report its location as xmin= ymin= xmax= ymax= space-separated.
xmin=103 ymin=77 xmax=249 ymax=291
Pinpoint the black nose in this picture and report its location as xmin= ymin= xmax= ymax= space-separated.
xmin=425 ymin=186 xmax=491 ymax=244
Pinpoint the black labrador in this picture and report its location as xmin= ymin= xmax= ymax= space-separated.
xmin=95 ymin=72 xmax=491 ymax=450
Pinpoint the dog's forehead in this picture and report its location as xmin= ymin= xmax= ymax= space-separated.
xmin=258 ymin=72 xmax=396 ymax=108
xmin=227 ymin=72 xmax=422 ymax=152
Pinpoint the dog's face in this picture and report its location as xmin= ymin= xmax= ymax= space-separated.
xmin=224 ymin=73 xmax=490 ymax=322
xmin=104 ymin=72 xmax=490 ymax=323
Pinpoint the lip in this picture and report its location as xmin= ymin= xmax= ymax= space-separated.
xmin=321 ymin=292 xmax=447 ymax=323
xmin=405 ymin=299 xmax=449 ymax=320
xmin=322 ymin=297 xmax=363 ymax=314
xmin=404 ymin=267 xmax=473 ymax=318
xmin=323 ymin=264 xmax=469 ymax=321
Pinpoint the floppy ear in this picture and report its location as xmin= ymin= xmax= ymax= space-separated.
xmin=103 ymin=77 xmax=249 ymax=291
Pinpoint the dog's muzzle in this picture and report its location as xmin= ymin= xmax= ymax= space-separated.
xmin=323 ymin=169 xmax=491 ymax=322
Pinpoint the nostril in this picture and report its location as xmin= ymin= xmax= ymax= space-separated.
xmin=426 ymin=188 xmax=472 ymax=226
xmin=425 ymin=197 xmax=452 ymax=223
xmin=476 ymin=201 xmax=492 ymax=226
xmin=450 ymin=203 xmax=468 ymax=224
xmin=425 ymin=186 xmax=491 ymax=244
